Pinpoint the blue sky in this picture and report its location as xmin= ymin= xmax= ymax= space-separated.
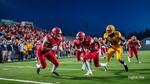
xmin=0 ymin=0 xmax=150 ymax=36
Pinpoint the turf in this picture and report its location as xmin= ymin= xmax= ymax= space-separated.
xmin=0 ymin=50 xmax=150 ymax=84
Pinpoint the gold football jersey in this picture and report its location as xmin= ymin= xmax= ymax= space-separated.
xmin=103 ymin=31 xmax=122 ymax=46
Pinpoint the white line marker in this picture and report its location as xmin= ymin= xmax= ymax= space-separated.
xmin=0 ymin=78 xmax=53 ymax=84
xmin=0 ymin=65 xmax=98 ymax=71
xmin=0 ymin=66 xmax=83 ymax=71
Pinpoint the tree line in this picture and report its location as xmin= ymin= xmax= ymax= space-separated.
xmin=127 ymin=28 xmax=150 ymax=40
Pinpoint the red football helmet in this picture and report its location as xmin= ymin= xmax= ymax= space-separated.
xmin=76 ymin=32 xmax=85 ymax=42
xmin=85 ymin=36 xmax=93 ymax=44
xmin=51 ymin=27 xmax=62 ymax=39
xmin=131 ymin=36 xmax=137 ymax=40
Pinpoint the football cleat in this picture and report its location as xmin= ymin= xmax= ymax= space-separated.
xmin=52 ymin=71 xmax=60 ymax=76
xmin=84 ymin=72 xmax=92 ymax=76
xmin=36 ymin=64 xmax=41 ymax=75
xmin=104 ymin=66 xmax=108 ymax=72
xmin=37 ymin=68 xmax=40 ymax=75
xmin=123 ymin=63 xmax=128 ymax=72
xmin=138 ymin=61 xmax=141 ymax=64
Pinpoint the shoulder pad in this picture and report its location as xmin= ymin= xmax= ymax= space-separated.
xmin=73 ymin=40 xmax=79 ymax=44
xmin=58 ymin=37 xmax=63 ymax=42
xmin=103 ymin=33 xmax=108 ymax=39
xmin=46 ymin=34 xmax=52 ymax=39
xmin=128 ymin=39 xmax=132 ymax=42
xmin=114 ymin=31 xmax=122 ymax=37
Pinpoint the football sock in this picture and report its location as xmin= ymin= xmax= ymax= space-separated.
xmin=51 ymin=64 xmax=56 ymax=72
xmin=119 ymin=60 xmax=125 ymax=65
xmin=82 ymin=62 xmax=86 ymax=70
xmin=36 ymin=64 xmax=41 ymax=68
xmin=136 ymin=56 xmax=139 ymax=61
xmin=100 ymin=63 xmax=107 ymax=67
xmin=84 ymin=61 xmax=92 ymax=74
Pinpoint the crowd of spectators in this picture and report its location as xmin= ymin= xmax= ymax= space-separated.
xmin=0 ymin=22 xmax=75 ymax=63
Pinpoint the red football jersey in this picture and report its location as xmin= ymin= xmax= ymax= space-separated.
xmin=127 ymin=39 xmax=140 ymax=48
xmin=37 ymin=34 xmax=63 ymax=53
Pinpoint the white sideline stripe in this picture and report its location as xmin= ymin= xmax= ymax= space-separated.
xmin=1 ymin=66 xmax=81 ymax=70
xmin=1 ymin=66 xmax=97 ymax=71
xmin=0 ymin=78 xmax=53 ymax=84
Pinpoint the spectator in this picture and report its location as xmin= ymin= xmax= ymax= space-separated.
xmin=1 ymin=38 xmax=8 ymax=62
xmin=18 ymin=39 xmax=24 ymax=61
xmin=7 ymin=40 xmax=13 ymax=62
xmin=0 ymin=36 xmax=3 ymax=63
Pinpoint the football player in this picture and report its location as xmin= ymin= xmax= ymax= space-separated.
xmin=83 ymin=36 xmax=107 ymax=76
xmin=36 ymin=27 xmax=63 ymax=76
xmin=99 ymin=37 xmax=107 ymax=59
xmin=103 ymin=25 xmax=128 ymax=72
xmin=126 ymin=36 xmax=141 ymax=63
xmin=73 ymin=32 xmax=87 ymax=71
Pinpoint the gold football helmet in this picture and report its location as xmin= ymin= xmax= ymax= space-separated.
xmin=106 ymin=25 xmax=115 ymax=35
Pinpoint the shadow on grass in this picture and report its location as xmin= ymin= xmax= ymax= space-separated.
xmin=109 ymin=68 xmax=150 ymax=75
xmin=42 ymin=68 xmax=150 ymax=83
xmin=50 ymin=71 xmax=127 ymax=82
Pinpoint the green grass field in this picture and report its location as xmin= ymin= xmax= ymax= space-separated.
xmin=0 ymin=51 xmax=150 ymax=84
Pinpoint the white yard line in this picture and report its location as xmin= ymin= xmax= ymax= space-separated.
xmin=1 ymin=65 xmax=97 ymax=71
xmin=0 ymin=78 xmax=53 ymax=84
xmin=1 ymin=66 xmax=81 ymax=70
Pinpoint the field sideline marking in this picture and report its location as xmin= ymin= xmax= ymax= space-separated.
xmin=0 ymin=77 xmax=53 ymax=84
xmin=1 ymin=65 xmax=98 ymax=71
